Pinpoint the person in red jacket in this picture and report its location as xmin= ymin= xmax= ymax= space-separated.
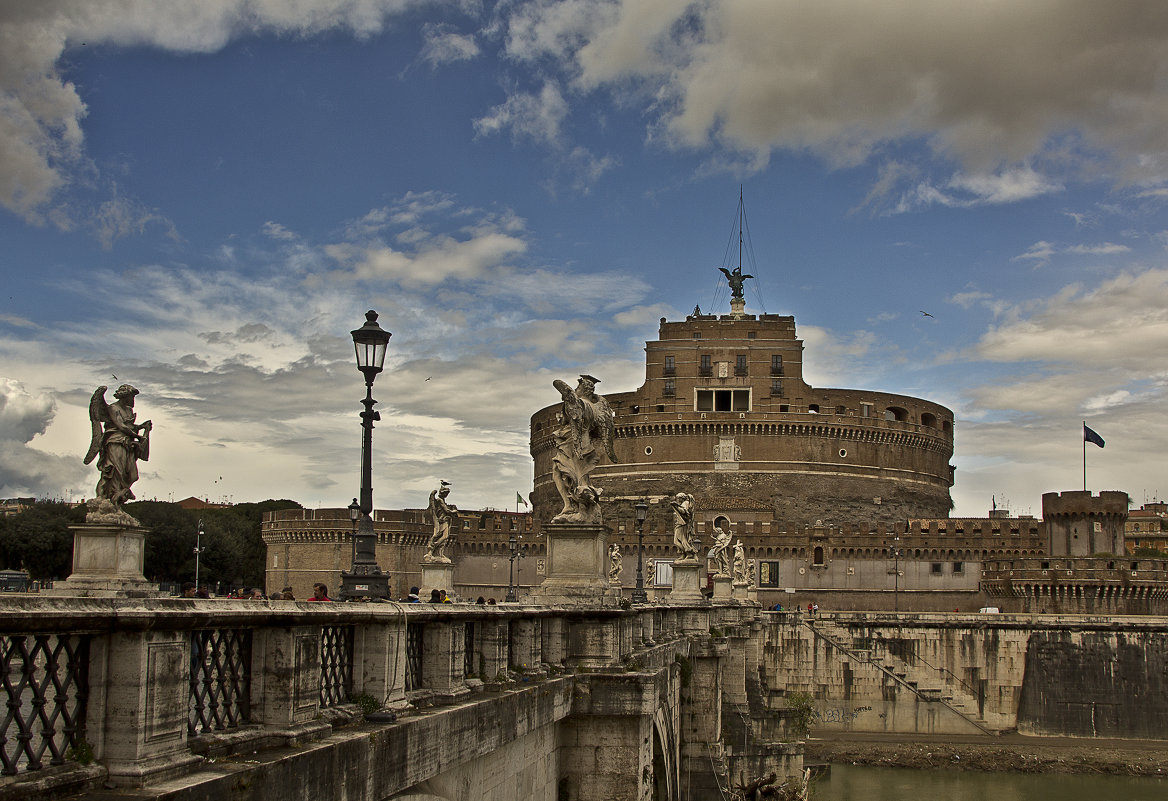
xmin=308 ymin=583 xmax=332 ymax=601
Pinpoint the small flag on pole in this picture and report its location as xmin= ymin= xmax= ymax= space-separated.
xmin=516 ymin=491 xmax=528 ymax=507
xmin=1083 ymin=424 xmax=1105 ymax=448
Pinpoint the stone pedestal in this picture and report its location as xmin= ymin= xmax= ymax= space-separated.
xmin=48 ymin=523 xmax=161 ymax=597
xmin=535 ymin=522 xmax=620 ymax=606
xmin=669 ymin=559 xmax=705 ymax=603
xmin=732 ymin=580 xmax=749 ymax=601
xmin=713 ymin=574 xmax=733 ymax=600
xmin=420 ymin=560 xmax=455 ymax=600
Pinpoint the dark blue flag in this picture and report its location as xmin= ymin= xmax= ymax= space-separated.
xmin=1083 ymin=424 xmax=1105 ymax=448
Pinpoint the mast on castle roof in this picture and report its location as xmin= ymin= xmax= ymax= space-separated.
xmin=715 ymin=186 xmax=763 ymax=318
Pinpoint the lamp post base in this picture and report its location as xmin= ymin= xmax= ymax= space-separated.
xmin=340 ymin=569 xmax=391 ymax=600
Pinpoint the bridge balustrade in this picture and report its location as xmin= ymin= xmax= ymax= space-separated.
xmin=0 ymin=598 xmax=709 ymax=788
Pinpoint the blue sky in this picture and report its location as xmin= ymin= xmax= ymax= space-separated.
xmin=2 ymin=1 xmax=1167 ymax=518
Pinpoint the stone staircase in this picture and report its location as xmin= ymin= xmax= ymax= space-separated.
xmin=804 ymin=617 xmax=998 ymax=734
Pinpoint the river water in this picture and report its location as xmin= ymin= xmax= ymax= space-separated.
xmin=810 ymin=764 xmax=1165 ymax=800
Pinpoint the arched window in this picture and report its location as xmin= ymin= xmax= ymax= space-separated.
xmin=921 ymin=412 xmax=937 ymax=428
xmin=884 ymin=406 xmax=908 ymax=422
xmin=813 ymin=546 xmax=825 ymax=565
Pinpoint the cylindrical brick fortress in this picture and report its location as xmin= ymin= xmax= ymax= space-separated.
xmin=531 ymin=311 xmax=955 ymax=529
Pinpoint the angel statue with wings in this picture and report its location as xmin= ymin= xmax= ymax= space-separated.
xmin=550 ymin=374 xmax=617 ymax=524
xmin=84 ymin=384 xmax=152 ymax=508
xmin=719 ymin=265 xmax=753 ymax=300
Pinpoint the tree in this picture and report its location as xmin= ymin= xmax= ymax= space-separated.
xmin=0 ymin=501 xmax=84 ymax=580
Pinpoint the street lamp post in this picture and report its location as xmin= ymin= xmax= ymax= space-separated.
xmin=193 ymin=518 xmax=206 ymax=591
xmin=889 ymin=535 xmax=902 ymax=613
xmin=631 ymin=500 xmax=649 ymax=603
xmin=506 ymin=529 xmax=526 ymax=603
xmin=340 ymin=310 xmax=392 ymax=601
xmin=348 ymin=497 xmax=360 ymax=566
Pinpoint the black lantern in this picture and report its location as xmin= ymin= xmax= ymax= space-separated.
xmin=340 ymin=311 xmax=392 ymax=600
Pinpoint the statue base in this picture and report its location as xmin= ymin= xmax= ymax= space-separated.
xmin=47 ymin=522 xmax=162 ymax=598
xmin=420 ymin=560 xmax=456 ymax=601
xmin=668 ymin=559 xmax=706 ymax=604
xmin=713 ymin=574 xmax=733 ymax=600
xmin=730 ymin=296 xmax=747 ymax=319
xmin=732 ymin=580 xmax=749 ymax=600
xmin=535 ymin=522 xmax=621 ymax=606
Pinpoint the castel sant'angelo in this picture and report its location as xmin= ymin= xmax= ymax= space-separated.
xmin=529 ymin=283 xmax=955 ymax=531
xmin=265 ymin=263 xmax=1167 ymax=614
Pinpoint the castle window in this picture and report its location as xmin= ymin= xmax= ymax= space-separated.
xmin=759 ymin=561 xmax=781 ymax=587
xmin=812 ymin=546 xmax=825 ymax=565
xmin=748 ymin=331 xmax=756 ymax=339
xmin=808 ymin=404 xmax=819 ymax=414
xmin=663 ymin=355 xmax=675 ymax=376
xmin=663 ymin=380 xmax=675 ymax=396
xmin=735 ymin=354 xmax=748 ymax=376
xmin=779 ymin=404 xmax=789 ymax=412
xmin=930 ymin=562 xmax=942 ymax=575
xmin=953 ymin=562 xmax=964 ymax=574
xmin=835 ymin=405 xmax=846 ymax=415
xmin=770 ymin=380 xmax=782 ymax=396
xmin=771 ymin=355 xmax=783 ymax=375
xmin=921 ymin=412 xmax=938 ymax=428
xmin=700 ymin=354 xmax=712 ymax=377
xmin=696 ymin=388 xmax=751 ymax=412
xmin=884 ymin=406 xmax=908 ymax=422
xmin=693 ymin=332 xmax=701 ymax=339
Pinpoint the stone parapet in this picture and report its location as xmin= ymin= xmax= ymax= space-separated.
xmin=0 ymin=597 xmax=781 ymax=801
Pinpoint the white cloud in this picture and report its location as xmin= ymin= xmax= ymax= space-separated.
xmin=474 ymin=81 xmax=569 ymax=146
xmin=1013 ymin=241 xmax=1056 ymax=265
xmin=0 ymin=0 xmax=441 ymax=222
xmin=0 ymin=378 xmax=89 ymax=498
xmin=1014 ymin=239 xmax=1132 ymax=265
xmin=1064 ymin=242 xmax=1131 ymax=256
xmin=420 ymin=22 xmax=480 ymax=66
xmin=497 ymin=2 xmax=1168 ymax=184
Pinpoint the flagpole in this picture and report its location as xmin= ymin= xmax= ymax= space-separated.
xmin=1082 ymin=420 xmax=1087 ymax=491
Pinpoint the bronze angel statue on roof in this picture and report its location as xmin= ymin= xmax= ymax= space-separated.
xmin=719 ymin=265 xmax=753 ymax=299
xmin=84 ymin=384 xmax=152 ymax=507
xmin=550 ymin=374 xmax=617 ymax=524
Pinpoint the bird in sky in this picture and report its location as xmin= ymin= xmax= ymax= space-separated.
xmin=425 ymin=376 xmax=432 ymax=381
xmin=919 ymin=310 xmax=935 ymax=318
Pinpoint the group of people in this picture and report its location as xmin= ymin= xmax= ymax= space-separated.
xmin=179 ymin=582 xmax=332 ymax=601
xmin=399 ymin=585 xmax=499 ymax=604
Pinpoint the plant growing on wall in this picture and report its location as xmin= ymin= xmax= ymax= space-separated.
xmin=785 ymin=691 xmax=815 ymax=739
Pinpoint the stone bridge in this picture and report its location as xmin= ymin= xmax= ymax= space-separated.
xmin=761 ymin=611 xmax=1168 ymax=738
xmin=0 ymin=598 xmax=801 ymax=801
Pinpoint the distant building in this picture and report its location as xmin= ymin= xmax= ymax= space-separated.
xmin=1125 ymin=501 xmax=1168 ymax=554
xmin=176 ymin=497 xmax=232 ymax=510
xmin=0 ymin=498 xmax=36 ymax=517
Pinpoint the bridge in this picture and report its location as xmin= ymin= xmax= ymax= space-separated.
xmin=0 ymin=597 xmax=801 ymax=801
xmin=3 ymin=598 xmax=1165 ymax=801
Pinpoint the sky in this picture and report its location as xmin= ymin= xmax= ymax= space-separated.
xmin=2 ymin=1 xmax=1168 ymax=519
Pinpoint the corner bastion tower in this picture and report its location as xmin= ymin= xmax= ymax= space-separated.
xmin=531 ymin=282 xmax=955 ymax=530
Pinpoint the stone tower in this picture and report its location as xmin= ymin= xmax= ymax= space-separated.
xmin=1042 ymin=490 xmax=1129 ymax=556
